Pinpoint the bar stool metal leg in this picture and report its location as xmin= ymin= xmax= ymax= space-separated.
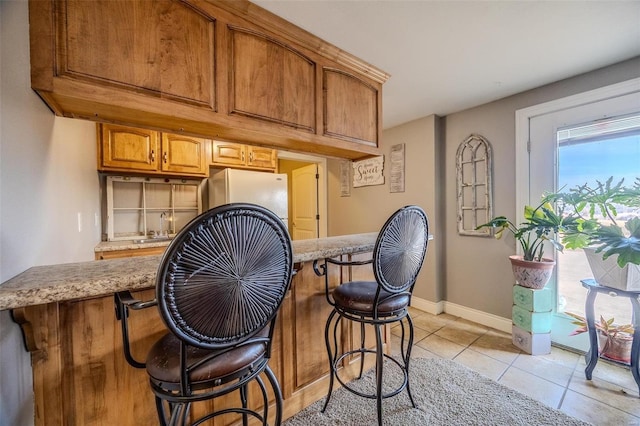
xmin=154 ymin=397 xmax=169 ymax=426
xmin=322 ymin=309 xmax=340 ymax=413
xmin=264 ymin=365 xmax=283 ymax=426
xmin=240 ymin=384 xmax=249 ymax=426
xmin=404 ymin=315 xmax=417 ymax=408
xmin=358 ymin=321 xmax=366 ymax=379
xmin=375 ymin=323 xmax=384 ymax=426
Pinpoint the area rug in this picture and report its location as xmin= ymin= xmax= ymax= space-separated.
xmin=284 ymin=357 xmax=590 ymax=425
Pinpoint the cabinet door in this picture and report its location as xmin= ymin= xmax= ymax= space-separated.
xmin=62 ymin=0 xmax=215 ymax=107
xmin=323 ymin=69 xmax=379 ymax=146
xmin=99 ymin=124 xmax=159 ymax=172
xmin=161 ymin=133 xmax=208 ymax=176
xmin=211 ymin=140 xmax=246 ymax=167
xmin=229 ymin=27 xmax=315 ymax=133
xmin=32 ymin=0 xmax=386 ymax=160
xmin=247 ymin=146 xmax=277 ymax=170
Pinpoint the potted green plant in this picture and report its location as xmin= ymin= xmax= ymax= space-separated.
xmin=478 ymin=177 xmax=640 ymax=289
xmin=476 ymin=199 xmax=576 ymax=289
xmin=566 ymin=312 xmax=634 ymax=363
xmin=547 ymin=177 xmax=640 ymax=290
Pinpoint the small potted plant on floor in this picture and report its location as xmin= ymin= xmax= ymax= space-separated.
xmin=549 ymin=177 xmax=640 ymax=290
xmin=566 ymin=312 xmax=634 ymax=363
xmin=476 ymin=199 xmax=575 ymax=289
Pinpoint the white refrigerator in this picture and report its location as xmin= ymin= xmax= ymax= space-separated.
xmin=208 ymin=169 xmax=288 ymax=227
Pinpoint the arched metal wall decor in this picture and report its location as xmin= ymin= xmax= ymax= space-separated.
xmin=456 ymin=134 xmax=493 ymax=236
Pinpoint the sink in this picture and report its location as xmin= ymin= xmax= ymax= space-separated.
xmin=133 ymin=237 xmax=171 ymax=244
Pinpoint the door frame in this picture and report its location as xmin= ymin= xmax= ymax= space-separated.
xmin=277 ymin=150 xmax=328 ymax=238
xmin=515 ymin=78 xmax=640 ymax=349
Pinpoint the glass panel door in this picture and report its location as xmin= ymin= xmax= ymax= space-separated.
xmin=528 ymin=92 xmax=640 ymax=351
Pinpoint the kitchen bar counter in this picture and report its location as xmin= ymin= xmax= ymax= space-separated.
xmin=4 ymin=231 xmax=383 ymax=425
xmin=0 ymin=232 xmax=377 ymax=311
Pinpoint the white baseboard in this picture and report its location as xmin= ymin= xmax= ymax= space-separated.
xmin=411 ymin=296 xmax=512 ymax=334
xmin=409 ymin=297 xmax=444 ymax=315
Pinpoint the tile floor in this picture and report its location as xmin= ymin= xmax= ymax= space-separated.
xmin=390 ymin=307 xmax=640 ymax=425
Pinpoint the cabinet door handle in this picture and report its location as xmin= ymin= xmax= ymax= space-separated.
xmin=249 ymin=151 xmax=254 ymax=162
xmin=150 ymin=150 xmax=155 ymax=162
xmin=241 ymin=151 xmax=245 ymax=162
xmin=163 ymin=152 xmax=167 ymax=163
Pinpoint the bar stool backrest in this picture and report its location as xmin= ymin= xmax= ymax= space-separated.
xmin=155 ymin=203 xmax=293 ymax=350
xmin=373 ymin=205 xmax=429 ymax=294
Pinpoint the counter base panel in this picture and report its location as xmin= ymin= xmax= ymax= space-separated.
xmin=17 ymin=255 xmax=386 ymax=425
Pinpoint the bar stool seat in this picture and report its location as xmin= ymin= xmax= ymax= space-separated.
xmin=332 ymin=281 xmax=411 ymax=315
xmin=146 ymin=327 xmax=270 ymax=391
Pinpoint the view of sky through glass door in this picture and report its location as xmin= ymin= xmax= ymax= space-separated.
xmin=556 ymin=115 xmax=640 ymax=329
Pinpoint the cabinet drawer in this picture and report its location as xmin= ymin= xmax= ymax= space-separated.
xmin=512 ymin=305 xmax=552 ymax=333
xmin=247 ymin=146 xmax=277 ymax=169
xmin=211 ymin=140 xmax=277 ymax=171
xmin=512 ymin=325 xmax=551 ymax=355
xmin=212 ymin=141 xmax=246 ymax=166
xmin=513 ymin=285 xmax=553 ymax=312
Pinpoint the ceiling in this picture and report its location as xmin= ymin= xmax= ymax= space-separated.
xmin=253 ymin=0 xmax=640 ymax=129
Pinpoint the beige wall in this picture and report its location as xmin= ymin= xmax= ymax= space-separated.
xmin=327 ymin=57 xmax=640 ymax=321
xmin=327 ymin=115 xmax=444 ymax=302
xmin=1 ymin=1 xmax=102 ymax=424
xmin=445 ymin=57 xmax=640 ymax=320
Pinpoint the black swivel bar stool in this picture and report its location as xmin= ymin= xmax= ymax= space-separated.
xmin=115 ymin=203 xmax=294 ymax=426
xmin=313 ymin=205 xmax=430 ymax=426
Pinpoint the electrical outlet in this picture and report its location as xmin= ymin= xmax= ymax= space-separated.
xmin=94 ymin=212 xmax=99 ymax=227
xmin=77 ymin=212 xmax=82 ymax=233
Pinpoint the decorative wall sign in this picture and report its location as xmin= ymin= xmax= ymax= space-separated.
xmin=340 ymin=161 xmax=351 ymax=197
xmin=353 ymin=156 xmax=384 ymax=188
xmin=456 ymin=134 xmax=493 ymax=236
xmin=389 ymin=143 xmax=405 ymax=193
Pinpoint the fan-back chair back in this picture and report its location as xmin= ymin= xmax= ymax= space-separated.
xmin=116 ymin=203 xmax=293 ymax=426
xmin=313 ymin=205 xmax=430 ymax=426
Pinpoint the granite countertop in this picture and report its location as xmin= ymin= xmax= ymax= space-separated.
xmin=0 ymin=233 xmax=377 ymax=311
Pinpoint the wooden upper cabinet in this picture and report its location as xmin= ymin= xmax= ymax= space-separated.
xmin=323 ymin=69 xmax=379 ymax=146
xmin=62 ymin=0 xmax=215 ymax=107
xmin=247 ymin=146 xmax=277 ymax=169
xmin=211 ymin=141 xmax=246 ymax=167
xmin=229 ymin=27 xmax=315 ymax=132
xmin=161 ymin=133 xmax=208 ymax=175
xmin=99 ymin=124 xmax=208 ymax=177
xmin=211 ymin=140 xmax=277 ymax=171
xmin=29 ymin=0 xmax=389 ymax=160
xmin=99 ymin=124 xmax=160 ymax=172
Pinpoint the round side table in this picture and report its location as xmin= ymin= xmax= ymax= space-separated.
xmin=580 ymin=279 xmax=640 ymax=395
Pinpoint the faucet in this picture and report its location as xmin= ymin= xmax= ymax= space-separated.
xmin=160 ymin=211 xmax=168 ymax=237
